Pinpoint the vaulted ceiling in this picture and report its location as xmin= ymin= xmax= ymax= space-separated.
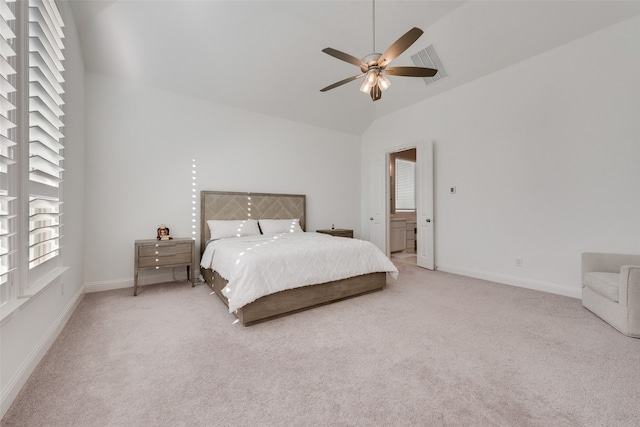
xmin=67 ymin=0 xmax=640 ymax=135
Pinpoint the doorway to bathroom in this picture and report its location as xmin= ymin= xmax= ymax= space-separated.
xmin=368 ymin=140 xmax=434 ymax=269
xmin=389 ymin=148 xmax=418 ymax=265
xmin=386 ymin=140 xmax=434 ymax=270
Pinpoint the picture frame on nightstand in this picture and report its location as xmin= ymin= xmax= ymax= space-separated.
xmin=157 ymin=224 xmax=172 ymax=240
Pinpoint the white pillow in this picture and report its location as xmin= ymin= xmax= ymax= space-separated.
xmin=259 ymin=219 xmax=303 ymax=234
xmin=207 ymin=219 xmax=260 ymax=240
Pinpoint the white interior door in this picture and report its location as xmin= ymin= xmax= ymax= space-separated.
xmin=369 ymin=152 xmax=387 ymax=254
xmin=416 ymin=140 xmax=434 ymax=269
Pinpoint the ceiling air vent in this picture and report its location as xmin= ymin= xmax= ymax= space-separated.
xmin=411 ymin=45 xmax=447 ymax=86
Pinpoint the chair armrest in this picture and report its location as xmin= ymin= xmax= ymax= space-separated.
xmin=622 ymin=266 xmax=640 ymax=336
xmin=582 ymin=252 xmax=640 ymax=278
xmin=619 ymin=265 xmax=640 ymax=306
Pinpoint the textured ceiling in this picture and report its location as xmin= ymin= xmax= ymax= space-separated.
xmin=67 ymin=0 xmax=640 ymax=135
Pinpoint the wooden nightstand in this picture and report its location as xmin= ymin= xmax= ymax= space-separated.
xmin=134 ymin=238 xmax=195 ymax=296
xmin=316 ymin=229 xmax=354 ymax=238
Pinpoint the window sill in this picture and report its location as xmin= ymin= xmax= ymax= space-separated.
xmin=0 ymin=298 xmax=29 ymax=326
xmin=0 ymin=266 xmax=69 ymax=325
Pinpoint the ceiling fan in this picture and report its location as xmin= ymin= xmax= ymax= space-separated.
xmin=320 ymin=0 xmax=437 ymax=101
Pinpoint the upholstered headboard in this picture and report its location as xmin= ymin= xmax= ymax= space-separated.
xmin=200 ymin=191 xmax=306 ymax=253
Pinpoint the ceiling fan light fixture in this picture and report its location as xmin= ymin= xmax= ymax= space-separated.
xmin=360 ymin=70 xmax=378 ymax=93
xmin=378 ymin=74 xmax=391 ymax=91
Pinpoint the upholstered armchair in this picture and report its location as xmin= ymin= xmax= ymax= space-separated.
xmin=582 ymin=252 xmax=640 ymax=338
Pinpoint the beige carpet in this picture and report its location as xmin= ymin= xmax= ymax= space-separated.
xmin=3 ymin=263 xmax=640 ymax=426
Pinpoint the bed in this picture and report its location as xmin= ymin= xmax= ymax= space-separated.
xmin=200 ymin=190 xmax=398 ymax=326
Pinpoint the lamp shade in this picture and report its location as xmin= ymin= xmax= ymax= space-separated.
xmin=378 ymin=74 xmax=391 ymax=91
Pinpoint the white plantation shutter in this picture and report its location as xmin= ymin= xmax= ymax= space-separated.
xmin=0 ymin=0 xmax=16 ymax=305
xmin=0 ymin=0 xmax=65 ymax=312
xmin=27 ymin=0 xmax=63 ymax=269
xmin=395 ymin=158 xmax=415 ymax=212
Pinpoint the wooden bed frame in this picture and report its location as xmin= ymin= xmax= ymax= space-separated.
xmin=200 ymin=190 xmax=386 ymax=326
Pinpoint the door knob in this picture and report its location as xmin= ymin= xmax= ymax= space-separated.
xmin=426 ymin=219 xmax=431 ymax=223
xmin=370 ymin=217 xmax=374 ymax=220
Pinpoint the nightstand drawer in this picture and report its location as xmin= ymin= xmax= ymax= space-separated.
xmin=138 ymin=252 xmax=193 ymax=268
xmin=330 ymin=230 xmax=353 ymax=238
xmin=138 ymin=242 xmax=192 ymax=257
xmin=316 ymin=229 xmax=353 ymax=238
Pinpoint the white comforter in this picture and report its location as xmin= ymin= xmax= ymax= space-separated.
xmin=200 ymin=232 xmax=398 ymax=312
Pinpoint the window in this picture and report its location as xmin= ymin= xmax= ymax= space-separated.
xmin=0 ymin=0 xmax=64 ymax=311
xmin=0 ymin=0 xmax=17 ymax=306
xmin=27 ymin=0 xmax=65 ymax=271
xmin=395 ymin=158 xmax=415 ymax=212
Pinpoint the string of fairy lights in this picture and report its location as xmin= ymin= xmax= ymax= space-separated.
xmin=192 ymin=159 xmax=197 ymax=240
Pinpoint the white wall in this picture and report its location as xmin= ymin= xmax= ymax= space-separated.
xmin=0 ymin=2 xmax=86 ymax=417
xmin=84 ymin=74 xmax=361 ymax=290
xmin=361 ymin=15 xmax=640 ymax=297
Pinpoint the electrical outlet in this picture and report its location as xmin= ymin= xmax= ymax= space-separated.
xmin=515 ymin=257 xmax=523 ymax=267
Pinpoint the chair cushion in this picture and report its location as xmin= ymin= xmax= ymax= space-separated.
xmin=584 ymin=272 xmax=620 ymax=302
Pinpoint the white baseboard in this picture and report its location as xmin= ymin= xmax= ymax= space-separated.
xmin=0 ymin=285 xmax=84 ymax=418
xmin=436 ymin=264 xmax=581 ymax=299
xmin=84 ymin=278 xmax=133 ymax=293
xmin=84 ymin=269 xmax=188 ymax=293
